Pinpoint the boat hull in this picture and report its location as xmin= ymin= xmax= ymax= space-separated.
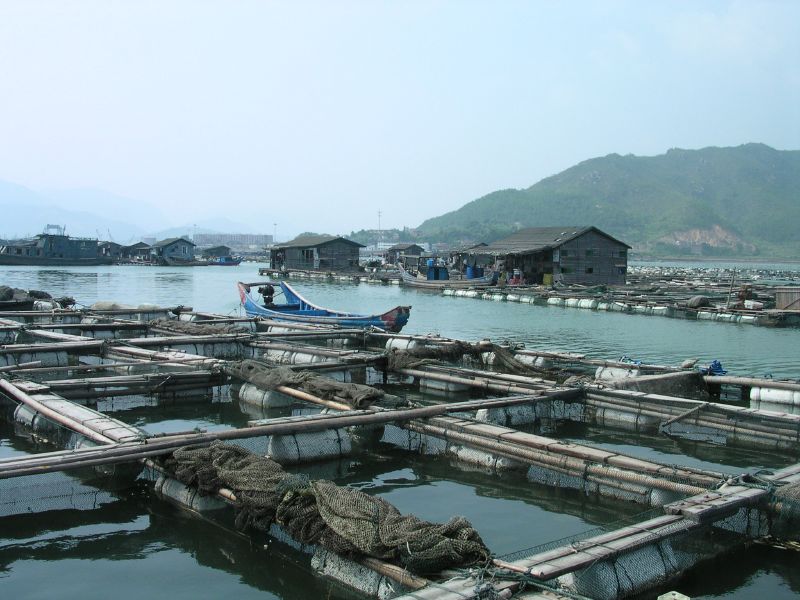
xmin=237 ymin=282 xmax=410 ymax=332
xmin=398 ymin=266 xmax=495 ymax=288
xmin=208 ymin=256 xmax=242 ymax=266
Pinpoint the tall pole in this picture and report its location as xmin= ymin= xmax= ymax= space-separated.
xmin=377 ymin=210 xmax=382 ymax=250
xmin=273 ymin=223 xmax=277 ymax=245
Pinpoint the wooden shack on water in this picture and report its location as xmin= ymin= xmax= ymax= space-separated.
xmin=270 ymin=235 xmax=364 ymax=272
xmin=150 ymin=238 xmax=197 ymax=264
xmin=121 ymin=242 xmax=152 ymax=261
xmin=477 ymin=226 xmax=630 ymax=285
xmin=386 ymin=243 xmax=425 ymax=267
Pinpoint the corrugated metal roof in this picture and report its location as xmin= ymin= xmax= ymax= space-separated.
xmin=276 ymin=235 xmax=364 ymax=249
xmin=481 ymin=226 xmax=630 ymax=255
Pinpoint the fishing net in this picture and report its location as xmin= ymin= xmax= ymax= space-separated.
xmin=163 ymin=441 xmax=491 ymax=574
xmin=771 ymin=480 xmax=800 ymax=535
xmin=489 ymin=345 xmax=553 ymax=377
xmin=147 ymin=319 xmax=249 ymax=336
xmin=384 ymin=342 xmax=551 ymax=378
xmin=225 ymin=360 xmax=384 ymax=409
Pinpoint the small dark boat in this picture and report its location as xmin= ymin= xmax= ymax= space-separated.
xmin=237 ymin=281 xmax=411 ymax=332
xmin=398 ymin=264 xmax=496 ymax=289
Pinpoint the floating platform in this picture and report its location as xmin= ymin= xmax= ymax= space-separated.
xmin=1 ymin=298 xmax=798 ymax=600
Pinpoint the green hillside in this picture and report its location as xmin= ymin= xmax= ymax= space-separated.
xmin=415 ymin=144 xmax=800 ymax=257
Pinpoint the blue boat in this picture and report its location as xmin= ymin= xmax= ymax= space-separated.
xmin=209 ymin=256 xmax=242 ymax=266
xmin=237 ymin=281 xmax=411 ymax=332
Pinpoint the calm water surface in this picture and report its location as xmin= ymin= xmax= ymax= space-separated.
xmin=1 ymin=264 xmax=799 ymax=599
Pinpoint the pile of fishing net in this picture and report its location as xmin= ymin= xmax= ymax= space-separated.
xmin=226 ymin=360 xmax=385 ymax=409
xmin=385 ymin=341 xmax=552 ymax=378
xmin=775 ymin=481 xmax=800 ymax=501
xmin=384 ymin=340 xmax=479 ymax=370
xmin=770 ymin=480 xmax=800 ymax=531
xmin=0 ymin=287 xmax=74 ymax=306
xmin=148 ymin=319 xmax=250 ymax=336
xmin=164 ymin=442 xmax=490 ymax=573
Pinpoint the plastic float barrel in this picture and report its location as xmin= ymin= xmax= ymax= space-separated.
xmin=267 ymin=429 xmax=352 ymax=464
xmin=750 ymin=387 xmax=800 ymax=406
xmin=384 ymin=338 xmax=420 ymax=351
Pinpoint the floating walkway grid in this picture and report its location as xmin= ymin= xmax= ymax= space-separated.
xmin=0 ymin=298 xmax=798 ymax=600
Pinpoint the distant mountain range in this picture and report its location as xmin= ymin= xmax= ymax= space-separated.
xmin=5 ymin=143 xmax=798 ymax=257
xmin=414 ymin=143 xmax=800 ymax=257
xmin=0 ymin=180 xmax=259 ymax=243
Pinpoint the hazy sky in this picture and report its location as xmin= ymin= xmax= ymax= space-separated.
xmin=0 ymin=0 xmax=798 ymax=237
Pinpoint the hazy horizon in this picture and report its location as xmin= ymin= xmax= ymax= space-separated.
xmin=1 ymin=1 xmax=798 ymax=239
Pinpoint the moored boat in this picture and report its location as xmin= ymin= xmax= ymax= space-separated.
xmin=237 ymin=281 xmax=411 ymax=332
xmin=398 ymin=264 xmax=496 ymax=289
xmin=0 ymin=226 xmax=112 ymax=267
xmin=208 ymin=256 xmax=242 ymax=266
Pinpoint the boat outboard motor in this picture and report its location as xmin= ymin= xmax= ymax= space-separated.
xmin=258 ymin=284 xmax=275 ymax=307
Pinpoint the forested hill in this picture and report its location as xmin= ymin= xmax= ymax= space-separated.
xmin=415 ymin=144 xmax=800 ymax=257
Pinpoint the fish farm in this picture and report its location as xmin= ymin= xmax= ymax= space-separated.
xmin=1 ymin=267 xmax=799 ymax=600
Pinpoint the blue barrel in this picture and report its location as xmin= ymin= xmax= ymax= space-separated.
xmin=475 ymin=267 xmax=484 ymax=277
xmin=466 ymin=265 xmax=475 ymax=279
xmin=427 ymin=258 xmax=434 ymax=268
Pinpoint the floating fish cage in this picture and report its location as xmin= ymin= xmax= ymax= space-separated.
xmin=1 ymin=302 xmax=799 ymax=600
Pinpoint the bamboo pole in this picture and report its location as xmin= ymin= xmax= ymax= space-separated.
xmin=0 ymin=392 xmax=579 ymax=478
xmin=10 ymin=359 xmax=205 ymax=375
xmin=587 ymin=389 xmax=800 ymax=424
xmin=397 ymin=367 xmax=542 ymax=395
xmin=406 ymin=421 xmax=710 ymax=495
xmin=424 ymin=364 xmax=555 ymax=387
xmin=358 ymin=557 xmax=429 ymax=590
xmin=250 ymin=341 xmax=365 ymax=358
xmin=585 ymin=392 xmax=800 ymax=434
xmin=0 ymin=340 xmax=105 ymax=354
xmin=272 ymin=385 xmax=352 ymax=411
xmin=0 ymin=361 xmax=42 ymax=372
xmin=0 ymin=379 xmax=116 ymax=444
xmin=584 ymin=397 xmax=799 ymax=442
xmin=703 ymin=375 xmax=800 ymax=393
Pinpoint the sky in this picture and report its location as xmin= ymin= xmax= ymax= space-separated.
xmin=0 ymin=0 xmax=798 ymax=239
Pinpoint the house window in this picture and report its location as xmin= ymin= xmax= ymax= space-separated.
xmin=560 ymin=249 xmax=569 ymax=257
xmin=617 ymin=267 xmax=626 ymax=274
xmin=585 ymin=249 xmax=596 ymax=257
xmin=617 ymin=249 xmax=627 ymax=258
xmin=585 ymin=267 xmax=594 ymax=274
xmin=561 ymin=267 xmax=572 ymax=274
